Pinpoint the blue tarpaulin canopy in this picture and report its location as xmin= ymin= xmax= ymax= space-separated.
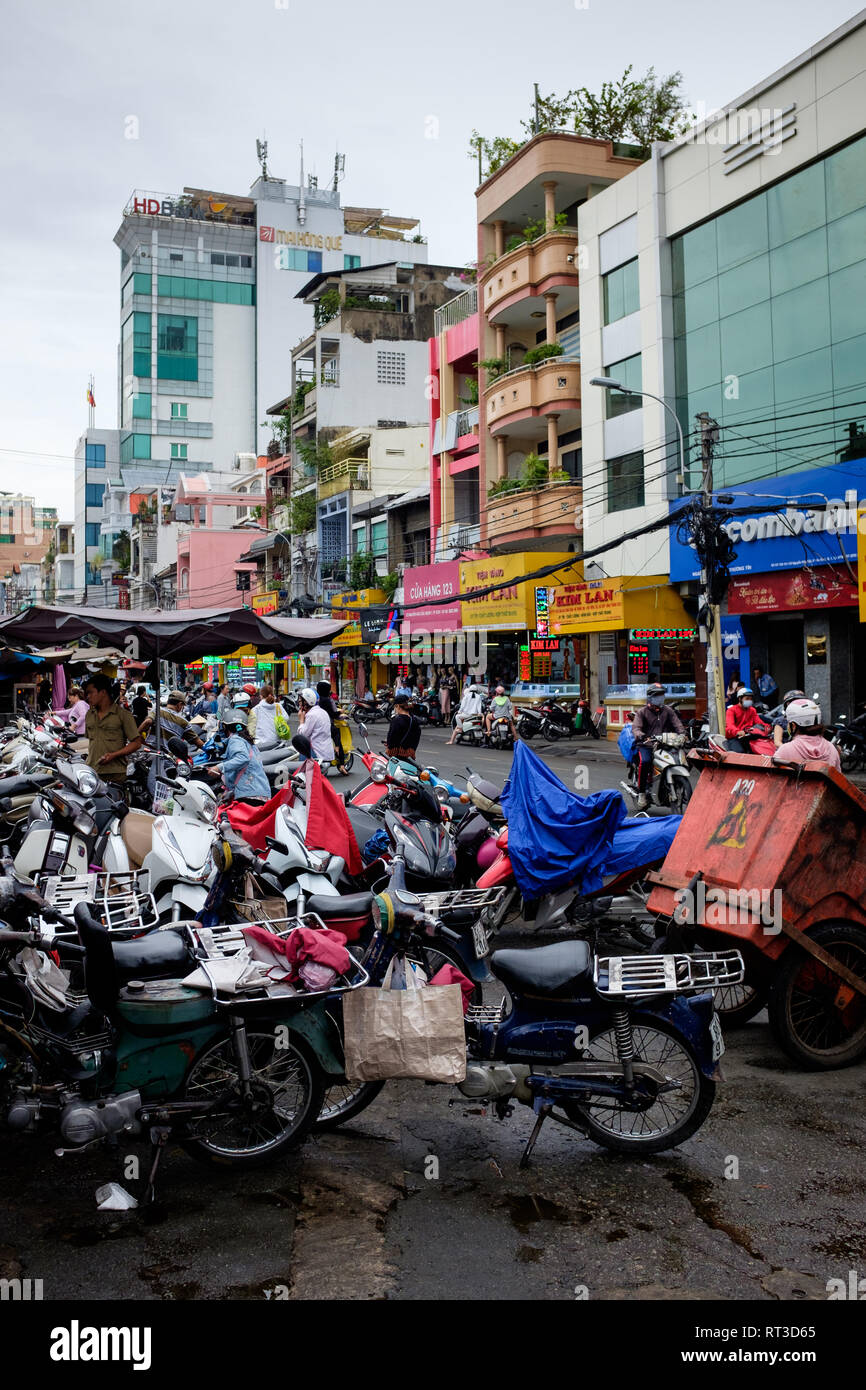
xmin=501 ymin=741 xmax=680 ymax=899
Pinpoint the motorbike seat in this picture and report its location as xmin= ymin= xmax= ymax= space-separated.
xmin=0 ymin=773 xmax=55 ymax=797
xmin=304 ymin=890 xmax=373 ymax=920
xmin=73 ymin=902 xmax=192 ymax=1012
xmin=120 ymin=810 xmax=154 ymax=868
xmin=490 ymin=940 xmax=592 ymax=996
xmin=260 ymin=746 xmax=295 ymax=767
xmin=110 ymin=929 xmax=192 ymax=981
xmin=345 ymin=805 xmax=382 ymax=845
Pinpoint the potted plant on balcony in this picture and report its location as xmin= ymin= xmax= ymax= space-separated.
xmin=549 ymin=468 xmax=572 ymax=485
xmin=487 ymin=477 xmax=524 ymax=499
xmin=479 ymin=357 xmax=507 ymax=383
xmin=523 ymin=342 xmax=565 ymax=367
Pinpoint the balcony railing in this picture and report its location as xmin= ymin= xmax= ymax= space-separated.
xmin=485 ymin=358 xmax=581 ymax=430
xmin=481 ymin=228 xmax=579 ymax=319
xmin=318 ymin=457 xmax=369 ymax=501
xmin=487 ymin=482 xmax=582 ymax=542
xmin=434 ymin=286 xmax=477 ymax=335
xmin=433 ymin=406 xmax=479 ymax=455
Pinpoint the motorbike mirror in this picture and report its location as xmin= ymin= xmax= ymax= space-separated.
xmin=359 ymin=723 xmax=368 ymax=736
xmin=427 ymin=766 xmax=438 ymax=776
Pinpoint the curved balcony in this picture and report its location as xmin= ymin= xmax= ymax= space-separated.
xmin=481 ymin=229 xmax=579 ymax=323
xmin=485 ymin=358 xmax=581 ymax=435
xmin=487 ymin=482 xmax=583 ymax=546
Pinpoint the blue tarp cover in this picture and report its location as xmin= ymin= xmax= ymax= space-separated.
xmin=501 ymin=740 xmax=680 ymax=899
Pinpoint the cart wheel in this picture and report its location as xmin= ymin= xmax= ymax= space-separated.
xmin=768 ymin=921 xmax=866 ymax=1069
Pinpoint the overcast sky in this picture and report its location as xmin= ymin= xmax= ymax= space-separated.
xmin=1 ymin=0 xmax=861 ymax=517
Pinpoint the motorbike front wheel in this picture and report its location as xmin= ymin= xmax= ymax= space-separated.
xmin=316 ymin=1079 xmax=386 ymax=1131
xmin=563 ymin=1019 xmax=715 ymax=1154
xmin=181 ymin=1030 xmax=324 ymax=1167
xmin=670 ymin=778 xmax=693 ymax=814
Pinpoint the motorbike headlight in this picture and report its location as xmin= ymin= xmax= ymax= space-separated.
xmin=434 ymin=784 xmax=449 ymax=804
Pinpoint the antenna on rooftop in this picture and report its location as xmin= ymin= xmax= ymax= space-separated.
xmin=298 ymin=141 xmax=307 ymax=224
xmin=333 ymin=152 xmax=346 ymax=193
xmin=256 ymin=136 xmax=269 ymax=180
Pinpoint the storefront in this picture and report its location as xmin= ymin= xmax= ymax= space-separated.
xmin=330 ymin=588 xmax=390 ymax=698
xmin=670 ymin=463 xmax=866 ymax=718
xmin=459 ymin=552 xmax=574 ymax=693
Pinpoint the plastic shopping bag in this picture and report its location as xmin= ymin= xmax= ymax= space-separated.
xmin=274 ymin=707 xmax=292 ymax=741
xmin=617 ymin=722 xmax=636 ymax=762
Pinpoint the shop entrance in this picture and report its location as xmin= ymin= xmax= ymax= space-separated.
xmin=767 ymin=617 xmax=803 ymax=696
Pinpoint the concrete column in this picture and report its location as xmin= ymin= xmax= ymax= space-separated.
xmin=546 ymin=414 xmax=559 ymax=476
xmin=496 ymin=435 xmax=507 ymax=482
xmin=493 ymin=221 xmax=505 ymax=258
xmin=544 ymin=292 xmax=558 ymax=344
xmin=542 ymin=181 xmax=557 ymax=230
xmin=495 ymin=325 xmax=505 ymax=358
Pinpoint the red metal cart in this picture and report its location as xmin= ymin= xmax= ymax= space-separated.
xmin=647 ymin=751 xmax=866 ymax=1069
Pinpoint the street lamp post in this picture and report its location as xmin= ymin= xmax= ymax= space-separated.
xmin=589 ymin=376 xmax=723 ymax=735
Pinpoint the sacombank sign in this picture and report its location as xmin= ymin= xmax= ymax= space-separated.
xmin=668 ymin=460 xmax=866 ymax=581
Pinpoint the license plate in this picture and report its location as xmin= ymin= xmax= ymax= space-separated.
xmin=471 ymin=920 xmax=489 ymax=959
xmin=709 ymin=1012 xmax=725 ymax=1061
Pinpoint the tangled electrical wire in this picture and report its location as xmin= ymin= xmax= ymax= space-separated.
xmin=675 ymin=499 xmax=737 ymax=625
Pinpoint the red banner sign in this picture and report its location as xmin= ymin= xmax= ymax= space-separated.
xmin=727 ymin=566 xmax=857 ymax=615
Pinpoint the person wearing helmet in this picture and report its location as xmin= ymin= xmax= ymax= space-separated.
xmin=386 ymin=692 xmax=422 ymax=759
xmin=772 ymin=699 xmax=840 ymax=770
xmin=218 ymin=704 xmax=271 ymax=801
xmin=724 ymin=687 xmax=775 ymax=755
xmin=630 ymin=683 xmax=685 ymax=810
xmin=447 ymin=677 xmax=487 ymax=745
xmin=297 ymin=687 xmax=335 ymax=764
xmin=316 ymin=679 xmax=346 ymax=767
xmin=248 ymin=683 xmax=281 ymax=751
xmin=772 ymin=688 xmax=806 ymax=747
xmin=140 ymin=691 xmax=205 ymax=749
xmin=485 ymin=685 xmax=518 ymax=743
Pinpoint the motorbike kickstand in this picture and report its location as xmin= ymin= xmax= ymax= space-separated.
xmin=141 ymin=1124 xmax=172 ymax=1205
xmin=519 ymin=1102 xmax=552 ymax=1169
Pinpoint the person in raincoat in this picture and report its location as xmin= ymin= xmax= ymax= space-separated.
xmin=218 ymin=701 xmax=271 ymax=802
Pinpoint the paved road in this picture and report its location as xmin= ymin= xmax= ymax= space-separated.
xmin=1 ymin=723 xmax=863 ymax=1301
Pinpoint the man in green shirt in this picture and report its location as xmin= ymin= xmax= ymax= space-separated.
xmin=83 ymin=674 xmax=144 ymax=785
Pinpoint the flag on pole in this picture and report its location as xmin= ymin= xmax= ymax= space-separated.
xmin=86 ymin=386 xmax=96 ymax=408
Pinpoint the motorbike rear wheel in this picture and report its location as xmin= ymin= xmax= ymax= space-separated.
xmin=563 ymin=1019 xmax=715 ymax=1154
xmin=541 ymin=720 xmax=564 ymax=741
xmin=181 ymin=1030 xmax=324 ymax=1167
xmin=767 ymin=921 xmax=866 ymax=1069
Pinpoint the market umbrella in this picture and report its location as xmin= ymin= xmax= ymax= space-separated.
xmin=0 ymin=605 xmax=346 ymax=748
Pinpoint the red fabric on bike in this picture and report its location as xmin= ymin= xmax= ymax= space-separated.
xmin=242 ymin=923 xmax=351 ymax=979
xmin=429 ymin=964 xmax=474 ymax=1014
xmin=304 ymin=761 xmax=364 ymax=875
xmin=225 ymin=786 xmax=294 ymax=852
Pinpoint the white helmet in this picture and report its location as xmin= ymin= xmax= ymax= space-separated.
xmin=232 ymin=693 xmax=251 ymax=709
xmin=299 ymin=687 xmax=318 ymax=708
xmin=785 ymin=697 xmax=821 ymax=728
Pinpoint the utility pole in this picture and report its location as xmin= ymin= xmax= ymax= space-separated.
xmin=696 ymin=411 xmax=725 ymax=735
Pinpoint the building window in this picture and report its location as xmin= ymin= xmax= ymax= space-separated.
xmin=169 ymin=252 xmax=183 ymax=262
xmin=210 ymin=253 xmax=225 ymax=266
xmin=132 ymin=392 xmax=151 ymax=419
xmin=122 ymin=311 xmax=152 ymax=380
xmin=157 ymin=314 xmax=198 ymax=381
xmin=225 ymin=254 xmax=239 ymax=268
xmin=171 ymin=402 xmax=188 ymax=419
xmin=170 ymin=443 xmax=188 ymax=460
xmin=240 ymin=255 xmax=252 ymax=268
xmin=157 ymin=275 xmax=254 ymax=306
xmin=85 ymin=443 xmax=106 ymax=465
xmin=307 ymin=251 xmax=322 ymax=274
xmin=370 ymin=519 xmax=387 ymax=557
xmin=607 ymin=451 xmax=645 ymax=513
xmin=85 ymin=522 xmax=101 ymax=548
xmin=120 ymin=433 xmax=151 ymax=464
xmin=0 ymin=535 xmax=13 ymax=543
xmin=603 ymin=258 xmax=640 ymax=325
xmin=603 ymin=354 xmax=643 ymax=417
xmin=85 ymin=483 xmax=105 ymax=508
xmin=344 ymin=254 xmax=361 ymax=270
xmin=377 ymin=350 xmax=406 ymax=386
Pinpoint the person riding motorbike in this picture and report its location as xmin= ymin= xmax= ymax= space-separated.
xmin=485 ymin=685 xmax=518 ymax=743
xmin=771 ymin=698 xmax=841 ymax=770
xmin=446 ymin=680 xmax=487 ymax=745
xmin=297 ymin=687 xmax=336 ymax=764
xmin=218 ymin=701 xmax=272 ymax=803
xmin=386 ymin=692 xmax=422 ymax=760
xmin=248 ymin=682 xmax=281 ymax=751
xmin=771 ymin=688 xmax=806 ymax=746
xmin=725 ymin=686 xmax=775 ymax=754
xmin=316 ymin=678 xmax=347 ymax=768
xmin=631 ymin=682 xmax=685 ymax=810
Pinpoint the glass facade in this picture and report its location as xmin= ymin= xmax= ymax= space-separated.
xmin=85 ymin=483 xmax=105 ymax=507
xmin=132 ymin=392 xmax=151 ymax=419
xmin=85 ymin=522 xmax=101 ymax=548
xmin=122 ymin=312 xmax=151 ymax=381
xmin=120 ymin=433 xmax=151 ymax=464
xmin=85 ymin=443 xmax=105 ymax=465
xmin=672 ymin=135 xmax=866 ymax=487
xmin=157 ymin=275 xmax=255 ymax=304
xmin=157 ymin=314 xmax=198 ymax=381
xmin=604 ymin=354 xmax=642 ymax=418
xmin=603 ymin=258 xmax=639 ymax=325
xmin=607 ymin=451 xmax=645 ymax=512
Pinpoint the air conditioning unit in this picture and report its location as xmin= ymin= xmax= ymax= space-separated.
xmin=234 ymin=452 xmax=256 ymax=471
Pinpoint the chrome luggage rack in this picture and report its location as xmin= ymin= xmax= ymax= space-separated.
xmin=594 ymin=950 xmax=745 ymax=998
xmin=38 ymin=870 xmax=159 ymax=937
xmin=184 ymin=912 xmax=370 ymax=1011
xmin=413 ymin=886 xmax=507 ymax=925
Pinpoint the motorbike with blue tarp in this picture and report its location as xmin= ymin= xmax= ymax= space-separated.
xmin=476 ymin=742 xmax=681 ymax=934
